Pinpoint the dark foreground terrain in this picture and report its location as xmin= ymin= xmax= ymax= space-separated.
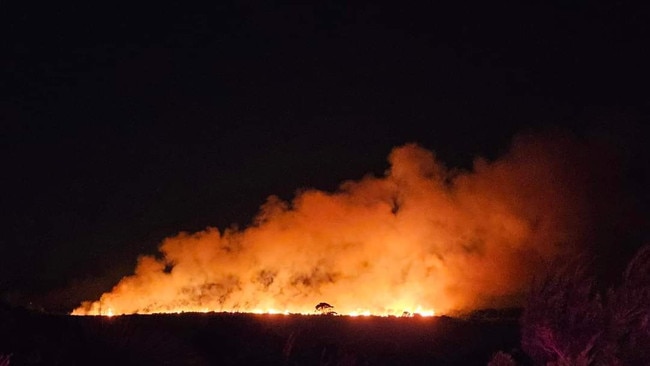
xmin=0 ymin=306 xmax=523 ymax=366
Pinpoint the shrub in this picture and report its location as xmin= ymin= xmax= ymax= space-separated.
xmin=487 ymin=351 xmax=517 ymax=366
xmin=0 ymin=354 xmax=11 ymax=366
xmin=520 ymin=245 xmax=650 ymax=365
xmin=604 ymin=245 xmax=650 ymax=364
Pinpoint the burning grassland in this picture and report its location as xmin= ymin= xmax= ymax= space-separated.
xmin=73 ymin=132 xmax=622 ymax=317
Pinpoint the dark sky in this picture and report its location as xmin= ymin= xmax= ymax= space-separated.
xmin=2 ymin=2 xmax=649 ymax=311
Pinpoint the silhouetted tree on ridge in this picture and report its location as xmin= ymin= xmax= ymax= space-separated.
xmin=315 ymin=302 xmax=335 ymax=315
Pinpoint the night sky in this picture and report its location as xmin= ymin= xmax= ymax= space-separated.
xmin=2 ymin=2 xmax=649 ymax=312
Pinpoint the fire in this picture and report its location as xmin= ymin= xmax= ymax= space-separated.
xmin=73 ymin=135 xmax=596 ymax=317
xmin=88 ymin=304 xmax=435 ymax=318
xmin=92 ymin=306 xmax=434 ymax=318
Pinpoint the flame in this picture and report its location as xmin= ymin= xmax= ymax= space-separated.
xmin=73 ymin=135 xmax=597 ymax=317
xmin=92 ymin=306 xmax=434 ymax=318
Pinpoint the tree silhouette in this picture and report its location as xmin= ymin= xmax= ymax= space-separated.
xmin=315 ymin=302 xmax=335 ymax=315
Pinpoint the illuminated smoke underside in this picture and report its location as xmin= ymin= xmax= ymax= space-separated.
xmin=73 ymin=134 xmax=596 ymax=316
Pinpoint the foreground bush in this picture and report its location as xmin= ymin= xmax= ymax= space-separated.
xmin=487 ymin=351 xmax=516 ymax=366
xmin=517 ymin=245 xmax=650 ymax=365
xmin=0 ymin=354 xmax=11 ymax=366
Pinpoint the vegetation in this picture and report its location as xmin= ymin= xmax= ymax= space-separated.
xmin=8 ymin=247 xmax=649 ymax=365
xmin=492 ymin=245 xmax=650 ymax=365
xmin=315 ymin=302 xmax=336 ymax=315
xmin=0 ymin=354 xmax=11 ymax=366
xmin=487 ymin=351 xmax=516 ymax=366
xmin=0 ymin=309 xmax=518 ymax=365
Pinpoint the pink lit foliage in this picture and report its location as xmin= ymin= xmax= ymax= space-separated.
xmin=519 ymin=245 xmax=650 ymax=365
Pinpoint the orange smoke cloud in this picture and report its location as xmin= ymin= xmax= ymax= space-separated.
xmin=73 ymin=132 xmax=600 ymax=316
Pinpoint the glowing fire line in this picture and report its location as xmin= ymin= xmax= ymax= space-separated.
xmin=85 ymin=309 xmax=436 ymax=318
xmin=80 ymin=304 xmax=435 ymax=318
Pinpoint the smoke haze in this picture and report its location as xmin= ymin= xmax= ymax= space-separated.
xmin=73 ymin=132 xmax=619 ymax=316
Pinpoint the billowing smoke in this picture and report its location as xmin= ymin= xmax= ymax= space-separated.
xmin=73 ymin=132 xmax=610 ymax=316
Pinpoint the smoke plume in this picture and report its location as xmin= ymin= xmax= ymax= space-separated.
xmin=74 ymin=132 xmax=611 ymax=316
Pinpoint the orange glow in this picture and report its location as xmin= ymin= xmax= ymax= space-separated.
xmin=73 ymin=136 xmax=593 ymax=317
